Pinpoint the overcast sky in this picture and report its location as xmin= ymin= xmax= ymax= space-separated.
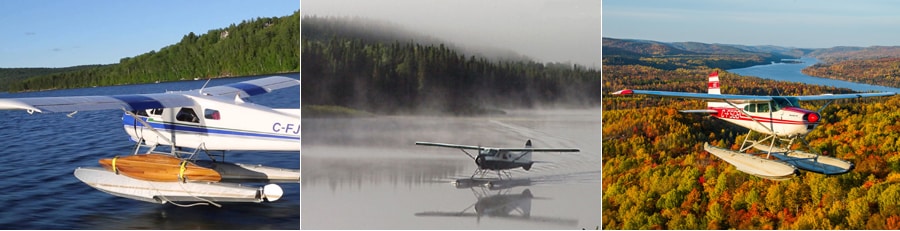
xmin=0 ymin=0 xmax=297 ymax=68
xmin=302 ymin=0 xmax=602 ymax=68
xmin=603 ymin=0 xmax=900 ymax=48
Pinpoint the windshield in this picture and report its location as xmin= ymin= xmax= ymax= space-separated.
xmin=772 ymin=97 xmax=799 ymax=111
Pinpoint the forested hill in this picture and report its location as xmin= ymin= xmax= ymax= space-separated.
xmin=807 ymin=46 xmax=900 ymax=63
xmin=0 ymin=65 xmax=107 ymax=91
xmin=301 ymin=16 xmax=599 ymax=115
xmin=603 ymin=37 xmax=802 ymax=70
xmin=7 ymin=11 xmax=299 ymax=92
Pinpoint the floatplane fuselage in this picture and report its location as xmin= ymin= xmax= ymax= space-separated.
xmin=416 ymin=140 xmax=579 ymax=180
xmin=122 ymin=94 xmax=300 ymax=151
xmin=0 ymin=76 xmax=300 ymax=206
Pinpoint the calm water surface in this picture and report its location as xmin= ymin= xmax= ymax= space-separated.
xmin=0 ymin=74 xmax=299 ymax=229
xmin=728 ymin=57 xmax=900 ymax=92
xmin=301 ymin=109 xmax=602 ymax=229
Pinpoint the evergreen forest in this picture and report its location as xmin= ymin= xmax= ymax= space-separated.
xmin=603 ymin=39 xmax=900 ymax=229
xmin=6 ymin=11 xmax=300 ymax=92
xmin=301 ymin=16 xmax=600 ymax=115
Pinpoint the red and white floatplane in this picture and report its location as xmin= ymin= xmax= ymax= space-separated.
xmin=613 ymin=71 xmax=895 ymax=180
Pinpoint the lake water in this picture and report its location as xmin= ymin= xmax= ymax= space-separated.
xmin=728 ymin=57 xmax=900 ymax=93
xmin=0 ymin=74 xmax=299 ymax=229
xmin=301 ymin=109 xmax=602 ymax=229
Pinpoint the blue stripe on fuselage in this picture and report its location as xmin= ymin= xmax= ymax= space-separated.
xmin=122 ymin=114 xmax=297 ymax=140
xmin=227 ymin=83 xmax=268 ymax=96
xmin=110 ymin=95 xmax=165 ymax=110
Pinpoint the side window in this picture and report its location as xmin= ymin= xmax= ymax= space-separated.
xmin=758 ymin=103 xmax=770 ymax=113
xmin=176 ymin=108 xmax=199 ymax=123
xmin=204 ymin=109 xmax=221 ymax=120
xmin=151 ymin=108 xmax=164 ymax=115
xmin=745 ymin=104 xmax=756 ymax=113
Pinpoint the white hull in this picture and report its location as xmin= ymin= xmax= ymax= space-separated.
xmin=750 ymin=143 xmax=854 ymax=175
xmin=704 ymin=143 xmax=798 ymax=180
xmin=74 ymin=167 xmax=283 ymax=204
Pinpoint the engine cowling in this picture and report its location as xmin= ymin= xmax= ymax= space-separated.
xmin=804 ymin=112 xmax=820 ymax=123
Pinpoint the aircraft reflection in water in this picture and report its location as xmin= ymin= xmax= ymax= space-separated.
xmin=416 ymin=178 xmax=578 ymax=227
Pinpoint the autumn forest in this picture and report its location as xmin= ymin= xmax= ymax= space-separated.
xmin=602 ymin=38 xmax=900 ymax=229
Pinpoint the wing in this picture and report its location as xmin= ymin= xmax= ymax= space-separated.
xmin=613 ymin=89 xmax=895 ymax=102
xmin=201 ymin=76 xmax=300 ymax=98
xmin=499 ymin=148 xmax=580 ymax=152
xmin=0 ymin=93 xmax=194 ymax=113
xmin=794 ymin=92 xmax=896 ymax=101
xmin=0 ymin=76 xmax=300 ymax=114
xmin=415 ymin=142 xmax=482 ymax=150
xmin=612 ymin=89 xmax=773 ymax=102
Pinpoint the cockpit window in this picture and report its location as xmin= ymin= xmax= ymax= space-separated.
xmin=481 ymin=149 xmax=499 ymax=156
xmin=176 ymin=108 xmax=199 ymax=123
xmin=133 ymin=109 xmax=149 ymax=117
xmin=204 ymin=109 xmax=221 ymax=120
xmin=772 ymin=97 xmax=799 ymax=111
xmin=150 ymin=108 xmax=164 ymax=115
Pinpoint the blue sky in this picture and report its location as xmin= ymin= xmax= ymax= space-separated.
xmin=0 ymin=0 xmax=297 ymax=68
xmin=603 ymin=0 xmax=900 ymax=48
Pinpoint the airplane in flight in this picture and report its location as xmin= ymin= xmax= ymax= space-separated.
xmin=0 ymin=76 xmax=300 ymax=207
xmin=415 ymin=140 xmax=579 ymax=180
xmin=612 ymin=71 xmax=895 ymax=180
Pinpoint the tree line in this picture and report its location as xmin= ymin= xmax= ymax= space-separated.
xmin=302 ymin=16 xmax=600 ymax=115
xmin=803 ymin=57 xmax=900 ymax=88
xmin=7 ymin=11 xmax=300 ymax=92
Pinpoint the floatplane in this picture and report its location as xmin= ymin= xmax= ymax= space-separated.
xmin=416 ymin=140 xmax=579 ymax=184
xmin=612 ymin=71 xmax=895 ymax=180
xmin=0 ymin=76 xmax=300 ymax=206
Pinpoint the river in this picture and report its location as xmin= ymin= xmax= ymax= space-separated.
xmin=728 ymin=57 xmax=900 ymax=93
xmin=0 ymin=74 xmax=299 ymax=229
xmin=301 ymin=109 xmax=602 ymax=229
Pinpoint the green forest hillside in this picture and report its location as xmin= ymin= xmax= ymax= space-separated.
xmin=7 ymin=11 xmax=299 ymax=92
xmin=603 ymin=39 xmax=900 ymax=229
xmin=0 ymin=65 xmax=107 ymax=91
xmin=302 ymin=16 xmax=600 ymax=115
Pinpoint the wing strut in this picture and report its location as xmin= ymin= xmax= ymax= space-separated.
xmin=460 ymin=149 xmax=477 ymax=160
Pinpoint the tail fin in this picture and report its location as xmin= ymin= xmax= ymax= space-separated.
xmin=708 ymin=71 xmax=720 ymax=95
xmin=523 ymin=140 xmax=533 ymax=170
xmin=707 ymin=71 xmax=727 ymax=110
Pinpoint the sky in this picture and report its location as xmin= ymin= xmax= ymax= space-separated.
xmin=0 ymin=0 xmax=298 ymax=68
xmin=302 ymin=0 xmax=602 ymax=68
xmin=603 ymin=0 xmax=900 ymax=48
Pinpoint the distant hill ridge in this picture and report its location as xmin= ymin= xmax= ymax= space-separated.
xmin=602 ymin=37 xmax=801 ymax=70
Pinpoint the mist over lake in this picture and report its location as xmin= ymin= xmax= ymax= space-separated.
xmin=301 ymin=109 xmax=602 ymax=229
